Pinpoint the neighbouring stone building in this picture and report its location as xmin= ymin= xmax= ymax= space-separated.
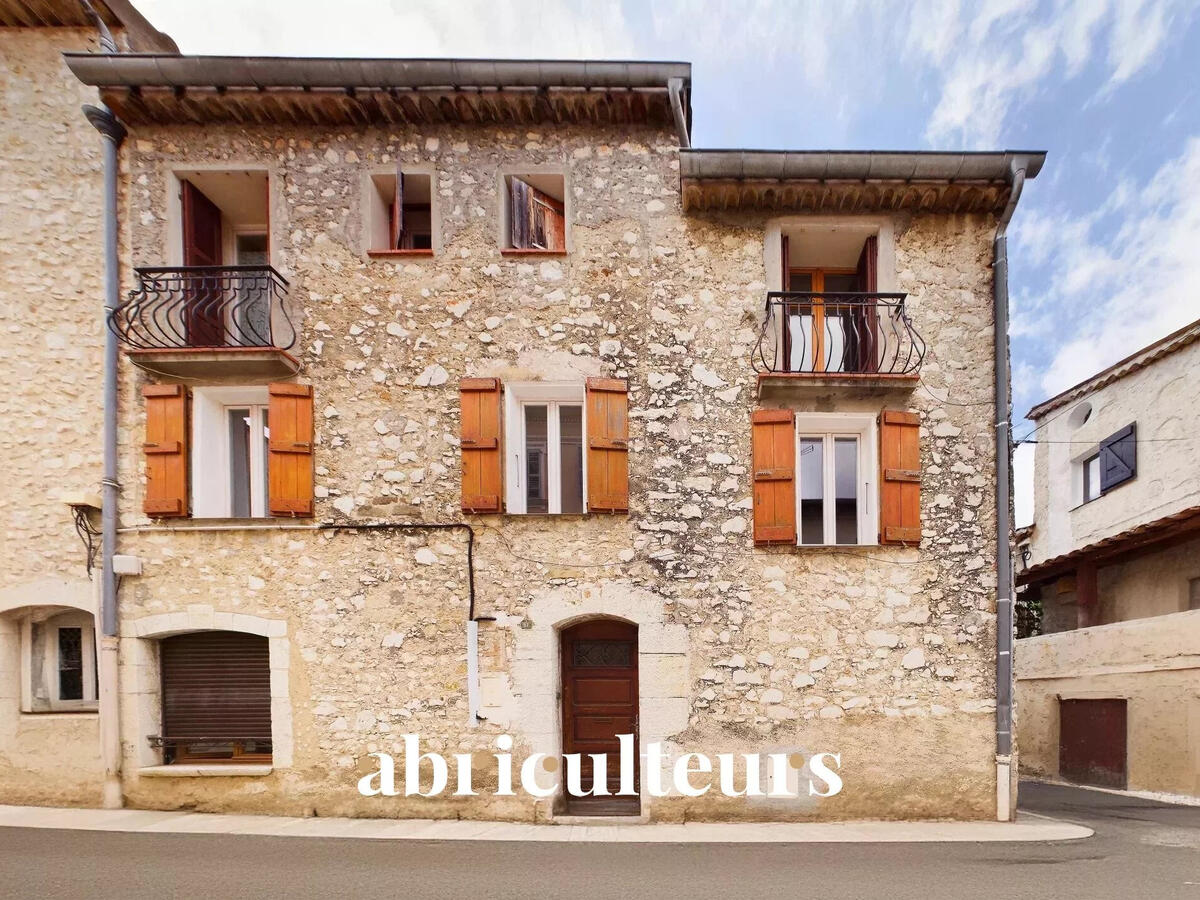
xmin=1 ymin=1 xmax=1045 ymax=822
xmin=0 ymin=0 xmax=176 ymax=806
xmin=1016 ymin=319 xmax=1200 ymax=800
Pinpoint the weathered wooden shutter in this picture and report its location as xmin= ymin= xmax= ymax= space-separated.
xmin=460 ymin=378 xmax=503 ymax=512
xmin=780 ymin=233 xmax=790 ymax=289
xmin=853 ymin=235 xmax=879 ymax=373
xmin=586 ymin=378 xmax=629 ymax=513
xmin=510 ymin=178 xmax=531 ymax=248
xmin=160 ymin=631 xmax=271 ymax=751
xmin=529 ymin=185 xmax=565 ymax=251
xmin=143 ymin=384 xmax=189 ymax=517
xmin=879 ymin=410 xmax=921 ymax=544
xmin=1098 ymin=423 xmax=1136 ymax=493
xmin=391 ymin=168 xmax=404 ymax=249
xmin=267 ymin=383 xmax=314 ymax=517
xmin=752 ymin=409 xmax=796 ymax=544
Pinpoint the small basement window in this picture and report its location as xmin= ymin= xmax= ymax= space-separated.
xmin=502 ymin=174 xmax=567 ymax=252
xmin=159 ymin=631 xmax=272 ymax=763
xmin=368 ymin=171 xmax=434 ymax=254
xmin=20 ymin=609 xmax=98 ymax=712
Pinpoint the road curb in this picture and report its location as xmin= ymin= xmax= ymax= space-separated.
xmin=0 ymin=804 xmax=1093 ymax=843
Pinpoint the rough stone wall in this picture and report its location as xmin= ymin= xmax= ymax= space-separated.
xmin=0 ymin=27 xmax=109 ymax=806
xmin=105 ymin=121 xmax=1001 ymax=821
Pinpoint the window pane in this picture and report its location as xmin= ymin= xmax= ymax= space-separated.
xmin=58 ymin=627 xmax=83 ymax=701
xmin=524 ymin=405 xmax=548 ymax=514
xmin=834 ymin=437 xmax=859 ymax=544
xmin=228 ymin=408 xmax=252 ymax=517
xmin=1084 ymin=455 xmax=1101 ymax=503
xmin=799 ymin=437 xmax=824 ymax=544
xmin=261 ymin=408 xmax=270 ymax=515
xmin=559 ymin=405 xmax=584 ymax=514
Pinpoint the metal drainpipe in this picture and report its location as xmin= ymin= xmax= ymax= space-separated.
xmin=993 ymin=159 xmax=1027 ymax=822
xmin=668 ymin=77 xmax=690 ymax=149
xmin=84 ymin=102 xmax=126 ymax=810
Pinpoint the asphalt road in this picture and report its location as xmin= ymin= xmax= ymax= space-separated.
xmin=0 ymin=781 xmax=1197 ymax=900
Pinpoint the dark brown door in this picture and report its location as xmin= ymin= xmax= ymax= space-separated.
xmin=561 ymin=619 xmax=639 ymax=815
xmin=181 ymin=179 xmax=224 ymax=346
xmin=1060 ymin=698 xmax=1127 ymax=788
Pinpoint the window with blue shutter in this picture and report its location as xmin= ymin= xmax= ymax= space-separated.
xmin=1098 ymin=422 xmax=1136 ymax=493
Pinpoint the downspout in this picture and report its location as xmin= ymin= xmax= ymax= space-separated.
xmin=993 ymin=159 xmax=1027 ymax=822
xmin=80 ymin=0 xmax=125 ymax=810
xmin=668 ymin=77 xmax=690 ymax=149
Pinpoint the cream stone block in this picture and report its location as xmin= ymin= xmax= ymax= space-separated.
xmin=268 ymin=637 xmax=290 ymax=669
xmin=212 ymin=612 xmax=235 ymax=630
xmin=640 ymin=623 xmax=688 ymax=655
xmin=640 ymin=653 xmax=689 ymax=698
xmin=640 ymin=697 xmax=690 ymax=739
xmin=269 ymin=667 xmax=289 ymax=700
xmin=232 ymin=613 xmax=270 ymax=636
xmin=186 ymin=605 xmax=214 ymax=630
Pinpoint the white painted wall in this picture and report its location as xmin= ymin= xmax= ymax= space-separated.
xmin=1028 ymin=338 xmax=1200 ymax=565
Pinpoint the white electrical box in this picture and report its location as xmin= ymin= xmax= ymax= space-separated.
xmin=112 ymin=555 xmax=143 ymax=576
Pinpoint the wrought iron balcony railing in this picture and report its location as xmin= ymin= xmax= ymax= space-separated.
xmin=110 ymin=266 xmax=297 ymax=352
xmin=754 ymin=292 xmax=925 ymax=376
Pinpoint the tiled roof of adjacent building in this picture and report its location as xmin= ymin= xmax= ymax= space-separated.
xmin=1026 ymin=316 xmax=1200 ymax=420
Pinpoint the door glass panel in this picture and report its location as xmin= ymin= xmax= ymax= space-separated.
xmin=834 ymin=437 xmax=859 ymax=544
xmin=524 ymin=405 xmax=549 ymax=514
xmin=799 ymin=437 xmax=824 ymax=544
xmin=559 ymin=405 xmax=584 ymax=514
xmin=228 ymin=408 xmax=253 ymax=518
xmin=572 ymin=641 xmax=634 ymax=667
xmin=57 ymin=627 xmax=83 ymax=701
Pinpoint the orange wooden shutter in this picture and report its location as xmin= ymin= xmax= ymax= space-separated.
xmin=142 ymin=384 xmax=189 ymax=517
xmin=586 ymin=378 xmax=629 ymax=513
xmin=879 ymin=410 xmax=921 ymax=544
xmin=268 ymin=383 xmax=315 ymax=517
xmin=752 ymin=409 xmax=795 ymax=545
xmin=460 ymin=378 xmax=503 ymax=512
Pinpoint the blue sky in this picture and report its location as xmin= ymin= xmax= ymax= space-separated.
xmin=139 ymin=0 xmax=1200 ymax=523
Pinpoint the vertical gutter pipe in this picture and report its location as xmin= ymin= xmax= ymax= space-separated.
xmin=84 ymin=101 xmax=126 ymax=810
xmin=993 ymin=159 xmax=1027 ymax=822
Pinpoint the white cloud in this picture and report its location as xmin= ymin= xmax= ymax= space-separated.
xmin=138 ymin=0 xmax=637 ymax=58
xmin=1014 ymin=135 xmax=1200 ymax=400
xmin=911 ymin=0 xmax=1194 ymax=148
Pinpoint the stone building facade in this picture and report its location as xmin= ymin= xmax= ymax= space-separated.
xmin=0 ymin=18 xmax=1044 ymax=822
xmin=0 ymin=1 xmax=175 ymax=806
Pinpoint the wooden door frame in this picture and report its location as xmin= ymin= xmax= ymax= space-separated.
xmin=558 ymin=617 xmax=640 ymax=810
xmin=786 ymin=266 xmax=857 ymax=373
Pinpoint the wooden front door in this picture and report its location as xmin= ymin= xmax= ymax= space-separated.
xmin=181 ymin=179 xmax=224 ymax=346
xmin=1060 ymin=698 xmax=1127 ymax=789
xmin=560 ymin=619 xmax=639 ymax=815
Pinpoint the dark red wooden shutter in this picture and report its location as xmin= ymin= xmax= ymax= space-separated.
xmin=181 ymin=180 xmax=224 ymax=346
xmin=160 ymin=632 xmax=271 ymax=745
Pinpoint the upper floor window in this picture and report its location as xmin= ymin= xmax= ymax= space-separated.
xmin=192 ymin=386 xmax=271 ymax=518
xmin=795 ymin=414 xmax=877 ymax=546
xmin=1082 ymin=453 xmax=1102 ymax=504
xmin=502 ymin=174 xmax=567 ymax=253
xmin=752 ymin=408 xmax=919 ymax=547
xmin=504 ymin=384 xmax=585 ymax=514
xmin=368 ymin=170 xmax=434 ymax=255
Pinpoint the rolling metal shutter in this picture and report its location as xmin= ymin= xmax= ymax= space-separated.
xmin=160 ymin=632 xmax=272 ymax=755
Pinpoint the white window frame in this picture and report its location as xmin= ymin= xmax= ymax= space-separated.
xmin=1071 ymin=445 xmax=1102 ymax=509
xmin=191 ymin=386 xmax=271 ymax=518
xmin=504 ymin=383 xmax=587 ymax=515
xmin=794 ymin=413 xmax=878 ymax=546
xmin=20 ymin=610 xmax=98 ymax=713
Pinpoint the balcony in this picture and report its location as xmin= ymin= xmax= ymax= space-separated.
xmin=754 ymin=292 xmax=925 ymax=399
xmin=111 ymin=266 xmax=300 ymax=378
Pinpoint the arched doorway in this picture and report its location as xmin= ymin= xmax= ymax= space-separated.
xmin=559 ymin=618 xmax=640 ymax=815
